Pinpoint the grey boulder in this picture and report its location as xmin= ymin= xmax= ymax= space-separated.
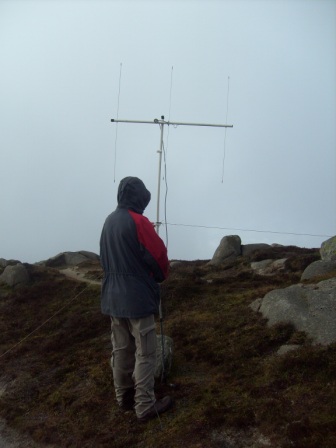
xmin=258 ymin=278 xmax=336 ymax=345
xmin=251 ymin=258 xmax=287 ymax=276
xmin=0 ymin=263 xmax=30 ymax=287
xmin=241 ymin=243 xmax=271 ymax=257
xmin=301 ymin=260 xmax=336 ymax=281
xmin=320 ymin=236 xmax=336 ymax=261
xmin=208 ymin=235 xmax=241 ymax=265
xmin=39 ymin=251 xmax=99 ymax=268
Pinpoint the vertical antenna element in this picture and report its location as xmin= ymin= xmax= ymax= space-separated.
xmin=113 ymin=63 xmax=123 ymax=183
xmin=221 ymin=76 xmax=230 ymax=183
xmin=168 ymin=66 xmax=174 ymax=121
xmin=165 ymin=66 xmax=174 ymax=158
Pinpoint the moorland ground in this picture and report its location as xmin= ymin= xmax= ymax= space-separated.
xmin=0 ymin=246 xmax=335 ymax=447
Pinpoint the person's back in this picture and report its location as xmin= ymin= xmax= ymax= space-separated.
xmin=100 ymin=177 xmax=168 ymax=317
xmin=100 ymin=176 xmax=172 ymax=422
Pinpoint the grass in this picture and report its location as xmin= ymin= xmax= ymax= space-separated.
xmin=0 ymin=247 xmax=335 ymax=447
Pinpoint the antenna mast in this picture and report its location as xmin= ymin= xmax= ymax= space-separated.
xmin=111 ymin=114 xmax=233 ymax=384
xmin=111 ymin=116 xmax=233 ymax=234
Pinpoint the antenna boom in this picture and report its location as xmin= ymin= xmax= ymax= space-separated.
xmin=111 ymin=118 xmax=233 ymax=128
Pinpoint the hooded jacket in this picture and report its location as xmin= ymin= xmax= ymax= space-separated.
xmin=100 ymin=177 xmax=169 ymax=318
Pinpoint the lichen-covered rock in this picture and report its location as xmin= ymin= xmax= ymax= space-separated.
xmin=320 ymin=236 xmax=336 ymax=261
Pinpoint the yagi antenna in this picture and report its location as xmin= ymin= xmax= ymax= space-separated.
xmin=110 ymin=116 xmax=233 ymax=234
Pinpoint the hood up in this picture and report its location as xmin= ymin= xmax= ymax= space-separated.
xmin=117 ymin=177 xmax=151 ymax=214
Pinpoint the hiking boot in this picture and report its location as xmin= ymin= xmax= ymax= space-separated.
xmin=137 ymin=396 xmax=173 ymax=422
xmin=119 ymin=388 xmax=135 ymax=411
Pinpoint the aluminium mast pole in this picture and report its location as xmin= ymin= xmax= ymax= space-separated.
xmin=156 ymin=120 xmax=165 ymax=381
xmin=156 ymin=121 xmax=164 ymax=234
xmin=111 ymin=116 xmax=168 ymax=382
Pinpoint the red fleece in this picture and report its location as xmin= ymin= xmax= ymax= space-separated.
xmin=128 ymin=210 xmax=169 ymax=279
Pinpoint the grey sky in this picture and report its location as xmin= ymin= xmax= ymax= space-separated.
xmin=1 ymin=0 xmax=335 ymax=263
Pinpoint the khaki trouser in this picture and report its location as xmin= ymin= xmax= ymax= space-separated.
xmin=110 ymin=315 xmax=157 ymax=418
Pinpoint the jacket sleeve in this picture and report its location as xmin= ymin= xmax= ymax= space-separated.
xmin=128 ymin=210 xmax=169 ymax=282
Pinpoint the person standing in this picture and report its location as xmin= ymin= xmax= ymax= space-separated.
xmin=100 ymin=176 xmax=172 ymax=422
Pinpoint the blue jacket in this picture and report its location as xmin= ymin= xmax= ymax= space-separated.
xmin=100 ymin=177 xmax=169 ymax=318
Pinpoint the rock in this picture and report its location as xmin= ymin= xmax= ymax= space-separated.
xmin=277 ymin=344 xmax=301 ymax=355
xmin=40 ymin=251 xmax=99 ymax=268
xmin=170 ymin=261 xmax=182 ymax=268
xmin=251 ymin=259 xmax=273 ymax=274
xmin=241 ymin=243 xmax=271 ymax=257
xmin=259 ymin=278 xmax=336 ymax=345
xmin=271 ymin=258 xmax=287 ymax=271
xmin=301 ymin=260 xmax=336 ymax=281
xmin=0 ymin=263 xmax=30 ymax=287
xmin=0 ymin=258 xmax=21 ymax=268
xmin=320 ymin=236 xmax=336 ymax=261
xmin=155 ymin=335 xmax=173 ymax=380
xmin=63 ymin=252 xmax=90 ymax=266
xmin=208 ymin=235 xmax=241 ymax=265
xmin=78 ymin=251 xmax=100 ymax=261
xmin=38 ymin=253 xmax=66 ymax=267
xmin=251 ymin=258 xmax=287 ymax=276
xmin=249 ymin=298 xmax=262 ymax=312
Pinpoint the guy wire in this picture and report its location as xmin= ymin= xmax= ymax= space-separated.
xmin=221 ymin=76 xmax=230 ymax=183
xmin=162 ymin=221 xmax=332 ymax=238
xmin=160 ymin=66 xmax=173 ymax=250
xmin=0 ymin=273 xmax=103 ymax=360
xmin=113 ymin=62 xmax=123 ymax=183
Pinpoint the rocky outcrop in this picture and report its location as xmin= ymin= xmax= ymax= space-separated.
xmin=208 ymin=235 xmax=241 ymax=265
xmin=320 ymin=236 xmax=336 ymax=261
xmin=0 ymin=258 xmax=21 ymax=268
xmin=0 ymin=263 xmax=30 ymax=287
xmin=301 ymin=259 xmax=336 ymax=281
xmin=38 ymin=251 xmax=99 ymax=268
xmin=241 ymin=243 xmax=271 ymax=256
xmin=253 ymin=278 xmax=336 ymax=345
xmin=251 ymin=258 xmax=287 ymax=276
xmin=210 ymin=238 xmax=285 ymax=266
xmin=248 ymin=235 xmax=336 ymax=347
